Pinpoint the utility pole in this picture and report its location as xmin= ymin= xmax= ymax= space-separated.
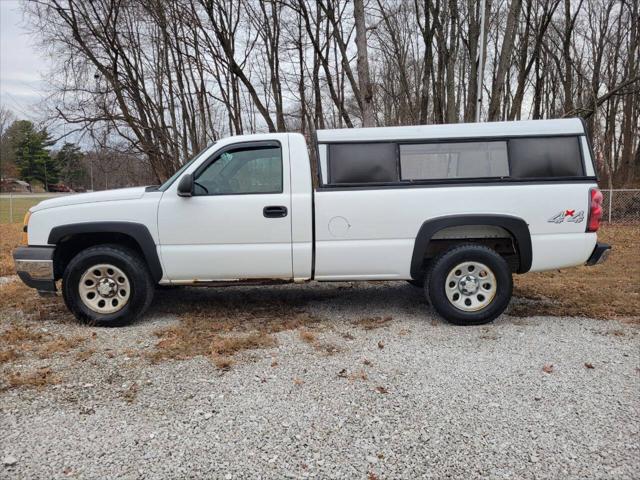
xmin=476 ymin=0 xmax=487 ymax=122
xmin=90 ymin=157 xmax=94 ymax=191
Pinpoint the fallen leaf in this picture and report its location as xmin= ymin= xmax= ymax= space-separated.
xmin=375 ymin=386 xmax=388 ymax=394
xmin=584 ymin=362 xmax=594 ymax=369
xmin=542 ymin=364 xmax=554 ymax=374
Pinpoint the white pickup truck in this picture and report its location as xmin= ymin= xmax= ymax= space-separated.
xmin=14 ymin=118 xmax=610 ymax=326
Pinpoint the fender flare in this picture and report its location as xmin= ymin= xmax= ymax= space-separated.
xmin=410 ymin=214 xmax=532 ymax=278
xmin=48 ymin=221 xmax=163 ymax=282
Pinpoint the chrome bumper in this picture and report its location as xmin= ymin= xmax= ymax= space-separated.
xmin=13 ymin=246 xmax=56 ymax=293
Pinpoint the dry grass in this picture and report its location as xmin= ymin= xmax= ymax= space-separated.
xmin=149 ymin=296 xmax=315 ymax=366
xmin=0 ymin=281 xmax=69 ymax=322
xmin=297 ymin=328 xmax=341 ymax=355
xmin=0 ymin=323 xmax=46 ymax=345
xmin=0 ymin=224 xmax=69 ymax=321
xmin=353 ymin=316 xmax=393 ymax=330
xmin=298 ymin=329 xmax=317 ymax=343
xmin=0 ymin=322 xmax=87 ymax=359
xmin=2 ymin=367 xmax=60 ymax=391
xmin=0 ymin=348 xmax=20 ymax=364
xmin=0 ymin=223 xmax=22 ymax=276
xmin=512 ymin=224 xmax=640 ymax=321
xmin=348 ymin=369 xmax=368 ymax=381
xmin=0 ymin=321 xmax=90 ymax=389
xmin=37 ymin=335 xmax=86 ymax=359
xmin=315 ymin=341 xmax=341 ymax=355
xmin=74 ymin=348 xmax=96 ymax=362
xmin=210 ymin=332 xmax=277 ymax=356
xmin=213 ymin=356 xmax=235 ymax=370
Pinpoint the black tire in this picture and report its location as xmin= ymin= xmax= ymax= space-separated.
xmin=425 ymin=244 xmax=512 ymax=326
xmin=62 ymin=244 xmax=155 ymax=327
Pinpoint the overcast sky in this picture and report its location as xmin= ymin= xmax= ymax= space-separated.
xmin=0 ymin=0 xmax=49 ymax=121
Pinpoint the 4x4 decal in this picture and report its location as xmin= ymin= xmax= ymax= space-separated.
xmin=548 ymin=209 xmax=585 ymax=224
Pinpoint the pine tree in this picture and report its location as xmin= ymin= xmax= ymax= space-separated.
xmin=56 ymin=143 xmax=86 ymax=189
xmin=5 ymin=120 xmax=58 ymax=189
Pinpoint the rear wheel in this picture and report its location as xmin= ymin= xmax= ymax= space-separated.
xmin=63 ymin=245 xmax=154 ymax=327
xmin=425 ymin=244 xmax=512 ymax=325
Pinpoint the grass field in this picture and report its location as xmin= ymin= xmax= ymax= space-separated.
xmin=0 ymin=196 xmax=56 ymax=224
xmin=0 ymin=222 xmax=638 ymax=321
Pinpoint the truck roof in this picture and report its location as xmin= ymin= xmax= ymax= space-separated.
xmin=316 ymin=118 xmax=585 ymax=143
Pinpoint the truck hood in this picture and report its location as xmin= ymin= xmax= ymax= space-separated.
xmin=30 ymin=187 xmax=148 ymax=212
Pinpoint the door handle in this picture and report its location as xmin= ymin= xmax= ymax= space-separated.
xmin=263 ymin=206 xmax=288 ymax=218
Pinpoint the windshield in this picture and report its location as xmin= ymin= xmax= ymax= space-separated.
xmin=157 ymin=143 xmax=216 ymax=192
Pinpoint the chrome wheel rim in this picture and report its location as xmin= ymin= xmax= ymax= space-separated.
xmin=445 ymin=261 xmax=497 ymax=312
xmin=79 ymin=264 xmax=130 ymax=314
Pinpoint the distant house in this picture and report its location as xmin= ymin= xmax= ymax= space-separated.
xmin=0 ymin=178 xmax=31 ymax=193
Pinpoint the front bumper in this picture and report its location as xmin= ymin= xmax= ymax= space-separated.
xmin=13 ymin=246 xmax=56 ymax=293
xmin=585 ymin=242 xmax=611 ymax=266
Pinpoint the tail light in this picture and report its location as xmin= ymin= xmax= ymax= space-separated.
xmin=587 ymin=188 xmax=603 ymax=232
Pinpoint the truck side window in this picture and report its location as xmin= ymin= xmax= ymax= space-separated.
xmin=328 ymin=143 xmax=397 ymax=184
xmin=194 ymin=146 xmax=283 ymax=195
xmin=399 ymin=141 xmax=509 ymax=180
xmin=508 ymin=136 xmax=583 ymax=178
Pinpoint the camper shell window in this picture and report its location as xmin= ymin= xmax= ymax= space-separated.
xmin=318 ymin=135 xmax=586 ymax=187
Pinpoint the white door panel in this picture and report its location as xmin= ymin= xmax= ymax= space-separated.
xmin=160 ymin=242 xmax=293 ymax=281
xmin=158 ymin=194 xmax=292 ymax=281
xmin=158 ymin=140 xmax=293 ymax=281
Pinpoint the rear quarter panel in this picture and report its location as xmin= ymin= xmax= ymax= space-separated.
xmin=314 ymin=182 xmax=597 ymax=280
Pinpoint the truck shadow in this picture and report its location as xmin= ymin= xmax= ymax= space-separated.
xmin=147 ymin=281 xmax=429 ymax=325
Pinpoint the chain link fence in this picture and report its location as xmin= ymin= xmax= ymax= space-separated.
xmin=0 ymin=193 xmax=65 ymax=224
xmin=601 ymin=189 xmax=640 ymax=224
xmin=2 ymin=190 xmax=640 ymax=224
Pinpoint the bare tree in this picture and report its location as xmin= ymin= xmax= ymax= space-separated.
xmin=24 ymin=0 xmax=640 ymax=186
xmin=353 ymin=0 xmax=375 ymax=126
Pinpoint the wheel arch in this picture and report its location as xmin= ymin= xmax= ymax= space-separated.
xmin=410 ymin=214 xmax=532 ymax=279
xmin=48 ymin=222 xmax=162 ymax=283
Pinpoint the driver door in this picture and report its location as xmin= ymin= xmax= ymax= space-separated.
xmin=157 ymin=140 xmax=293 ymax=282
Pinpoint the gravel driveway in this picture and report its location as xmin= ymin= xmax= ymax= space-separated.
xmin=1 ymin=282 xmax=639 ymax=479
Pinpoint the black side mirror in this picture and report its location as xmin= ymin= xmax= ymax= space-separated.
xmin=177 ymin=173 xmax=193 ymax=197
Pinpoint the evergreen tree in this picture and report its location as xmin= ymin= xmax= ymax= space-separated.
xmin=5 ymin=120 xmax=57 ymax=189
xmin=56 ymin=142 xmax=86 ymax=189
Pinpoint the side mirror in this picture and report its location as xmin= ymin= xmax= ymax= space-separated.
xmin=177 ymin=174 xmax=193 ymax=197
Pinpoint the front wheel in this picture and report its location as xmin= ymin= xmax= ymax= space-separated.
xmin=425 ymin=244 xmax=512 ymax=325
xmin=62 ymin=244 xmax=155 ymax=327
